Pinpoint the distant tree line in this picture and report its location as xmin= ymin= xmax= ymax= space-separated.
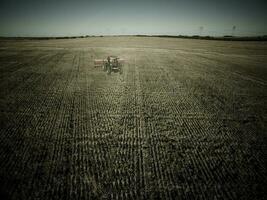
xmin=150 ymin=35 xmax=267 ymax=41
xmin=0 ymin=35 xmax=267 ymax=41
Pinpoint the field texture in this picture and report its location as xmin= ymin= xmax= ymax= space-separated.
xmin=0 ymin=37 xmax=266 ymax=199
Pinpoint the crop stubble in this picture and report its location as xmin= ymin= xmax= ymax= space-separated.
xmin=0 ymin=37 xmax=266 ymax=199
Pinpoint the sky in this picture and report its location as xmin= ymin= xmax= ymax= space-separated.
xmin=0 ymin=0 xmax=266 ymax=37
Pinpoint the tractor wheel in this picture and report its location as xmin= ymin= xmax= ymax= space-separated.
xmin=119 ymin=66 xmax=123 ymax=74
xmin=103 ymin=63 xmax=107 ymax=71
xmin=107 ymin=66 xmax=111 ymax=75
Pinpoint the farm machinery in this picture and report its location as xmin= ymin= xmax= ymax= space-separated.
xmin=94 ymin=56 xmax=124 ymax=75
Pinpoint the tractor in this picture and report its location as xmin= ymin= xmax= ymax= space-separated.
xmin=94 ymin=56 xmax=124 ymax=75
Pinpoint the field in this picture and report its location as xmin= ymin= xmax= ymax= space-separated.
xmin=0 ymin=37 xmax=266 ymax=199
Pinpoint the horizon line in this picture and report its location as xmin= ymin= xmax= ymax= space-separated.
xmin=1 ymin=34 xmax=267 ymax=41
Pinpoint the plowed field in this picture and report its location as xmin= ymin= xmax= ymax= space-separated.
xmin=0 ymin=37 xmax=266 ymax=199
